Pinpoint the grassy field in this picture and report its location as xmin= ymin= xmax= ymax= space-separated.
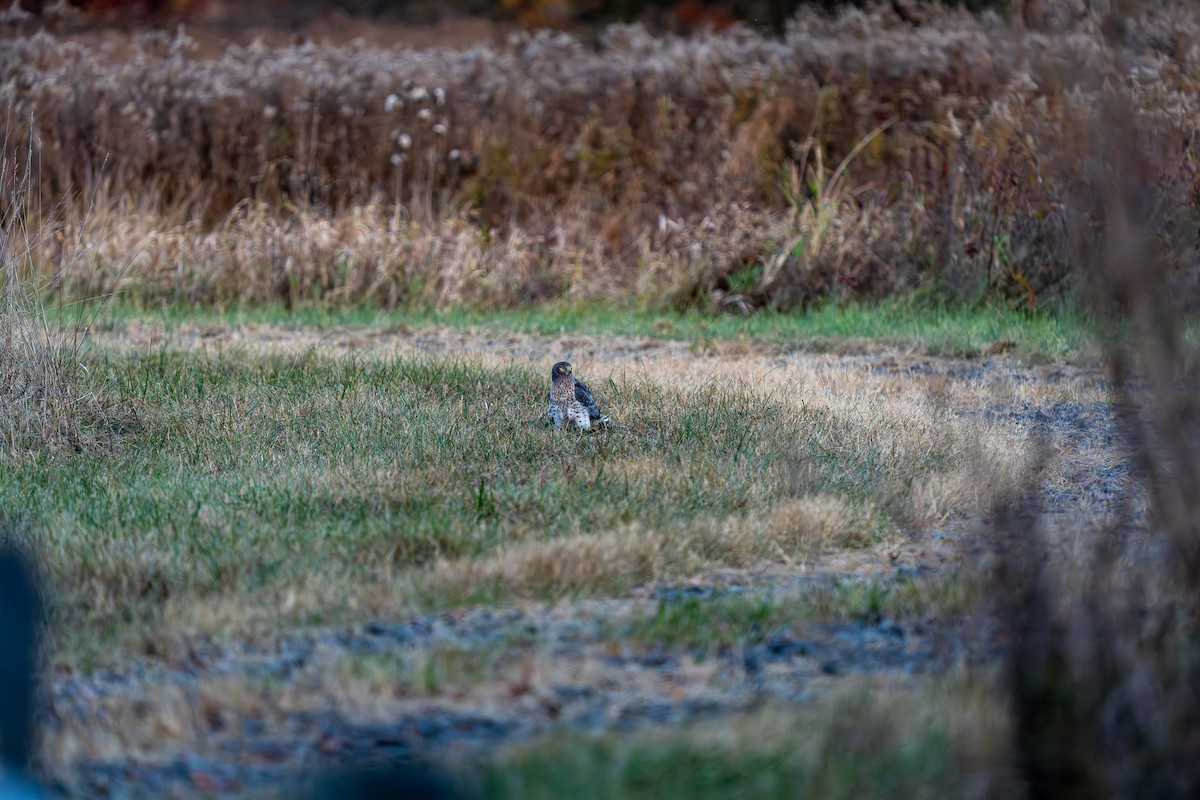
xmin=4 ymin=303 xmax=1039 ymax=669
xmin=7 ymin=2 xmax=1200 ymax=795
xmin=4 ymin=300 xmax=1184 ymax=795
xmin=0 ymin=299 xmax=1073 ymax=795
xmin=0 ymin=175 xmax=1167 ymax=793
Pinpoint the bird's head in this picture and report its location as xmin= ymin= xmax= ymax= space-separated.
xmin=551 ymin=361 xmax=573 ymax=380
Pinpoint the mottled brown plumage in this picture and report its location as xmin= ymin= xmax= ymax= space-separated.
xmin=547 ymin=361 xmax=609 ymax=430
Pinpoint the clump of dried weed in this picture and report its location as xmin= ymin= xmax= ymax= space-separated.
xmin=0 ymin=137 xmax=135 ymax=456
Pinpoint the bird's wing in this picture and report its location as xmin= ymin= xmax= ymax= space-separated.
xmin=574 ymin=378 xmax=609 ymax=422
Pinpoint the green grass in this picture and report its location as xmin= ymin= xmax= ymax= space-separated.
xmin=0 ymin=345 xmax=980 ymax=667
xmin=620 ymin=594 xmax=796 ymax=654
xmin=480 ymin=731 xmax=955 ymax=800
xmin=477 ymin=685 xmax=992 ymax=800
xmin=618 ymin=574 xmax=975 ymax=655
xmin=342 ymin=643 xmax=505 ymax=698
xmin=73 ymin=296 xmax=1097 ymax=361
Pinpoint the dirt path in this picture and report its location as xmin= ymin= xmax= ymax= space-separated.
xmin=46 ymin=322 xmax=1123 ymax=798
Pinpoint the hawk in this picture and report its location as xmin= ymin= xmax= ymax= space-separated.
xmin=547 ymin=361 xmax=610 ymax=431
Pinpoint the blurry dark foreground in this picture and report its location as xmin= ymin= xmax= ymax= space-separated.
xmin=0 ymin=543 xmax=465 ymax=799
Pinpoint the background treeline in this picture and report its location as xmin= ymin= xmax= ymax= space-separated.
xmin=2 ymin=1 xmax=1196 ymax=312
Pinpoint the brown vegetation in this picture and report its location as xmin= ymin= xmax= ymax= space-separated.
xmin=989 ymin=74 xmax=1200 ymax=799
xmin=3 ymin=1 xmax=1198 ymax=312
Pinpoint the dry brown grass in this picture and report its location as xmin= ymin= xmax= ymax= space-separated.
xmin=415 ymin=497 xmax=863 ymax=604
xmin=3 ymin=3 xmax=1198 ymax=312
xmin=0 ymin=131 xmax=135 ymax=457
xmin=0 ymin=298 xmax=138 ymax=455
xmin=640 ymin=672 xmax=1010 ymax=769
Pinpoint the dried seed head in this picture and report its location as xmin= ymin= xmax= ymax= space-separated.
xmin=384 ymin=93 xmax=402 ymax=113
xmin=396 ymin=133 xmax=412 ymax=150
xmin=417 ymin=108 xmax=433 ymax=121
